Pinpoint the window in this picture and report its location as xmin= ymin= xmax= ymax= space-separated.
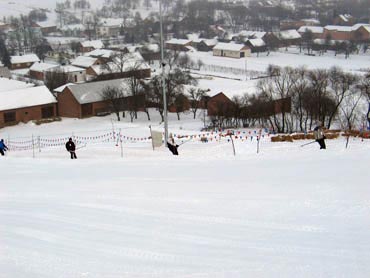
xmin=240 ymin=52 xmax=245 ymax=58
xmin=41 ymin=106 xmax=54 ymax=118
xmin=4 ymin=111 xmax=16 ymax=123
xmin=74 ymin=75 xmax=77 ymax=82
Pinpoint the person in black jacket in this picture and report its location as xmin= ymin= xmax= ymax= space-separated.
xmin=314 ymin=121 xmax=326 ymax=149
xmin=65 ymin=138 xmax=77 ymax=159
xmin=167 ymin=134 xmax=179 ymax=155
xmin=0 ymin=139 xmax=8 ymax=156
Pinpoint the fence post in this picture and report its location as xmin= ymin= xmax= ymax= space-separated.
xmin=38 ymin=136 xmax=41 ymax=152
xmin=119 ymin=128 xmax=123 ymax=158
xmin=32 ymin=134 xmax=35 ymax=158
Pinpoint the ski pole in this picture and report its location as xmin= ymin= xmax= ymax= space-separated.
xmin=300 ymin=140 xmax=316 ymax=147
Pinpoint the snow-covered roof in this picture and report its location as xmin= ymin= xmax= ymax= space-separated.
xmin=278 ymin=30 xmax=301 ymax=40
xmin=100 ymin=18 xmax=124 ymax=27
xmin=246 ymin=39 xmax=266 ymax=47
xmin=0 ymin=77 xmax=34 ymax=93
xmin=10 ymin=54 xmax=40 ymax=64
xmin=72 ymin=56 xmax=99 ymax=68
xmin=213 ymin=42 xmax=247 ymax=51
xmin=239 ymin=31 xmax=266 ymax=39
xmin=54 ymin=83 xmax=75 ymax=93
xmin=60 ymin=24 xmax=86 ymax=31
xmin=298 ymin=26 xmax=324 ymax=34
xmin=90 ymin=52 xmax=149 ymax=75
xmin=65 ymin=78 xmax=130 ymax=104
xmin=339 ymin=14 xmax=353 ymax=22
xmin=81 ymin=40 xmax=104 ymax=49
xmin=0 ymin=85 xmax=56 ymax=111
xmin=30 ymin=62 xmax=59 ymax=72
xmin=84 ymin=49 xmax=115 ymax=59
xmin=324 ymin=25 xmax=353 ymax=32
xmin=141 ymin=44 xmax=160 ymax=53
xmin=59 ymin=65 xmax=86 ymax=73
xmin=165 ymin=39 xmax=192 ymax=45
xmin=35 ymin=21 xmax=57 ymax=28
xmin=351 ymin=24 xmax=370 ymax=32
xmin=302 ymin=18 xmax=320 ymax=24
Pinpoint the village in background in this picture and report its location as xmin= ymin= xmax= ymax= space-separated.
xmin=0 ymin=0 xmax=369 ymax=140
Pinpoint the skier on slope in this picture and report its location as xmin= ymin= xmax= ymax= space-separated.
xmin=314 ymin=121 xmax=326 ymax=149
xmin=167 ymin=133 xmax=179 ymax=156
xmin=0 ymin=139 xmax=8 ymax=156
xmin=65 ymin=138 xmax=77 ymax=159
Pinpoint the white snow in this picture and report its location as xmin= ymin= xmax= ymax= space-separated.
xmin=0 ymin=111 xmax=369 ymax=278
xmin=81 ymin=40 xmax=104 ymax=49
xmin=10 ymin=54 xmax=40 ymax=65
xmin=0 ymin=85 xmax=56 ymax=111
xmin=213 ymin=42 xmax=247 ymax=51
xmin=298 ymin=26 xmax=324 ymax=34
xmin=0 ymin=77 xmax=34 ymax=92
xmin=29 ymin=62 xmax=59 ymax=72
xmin=72 ymin=56 xmax=99 ymax=68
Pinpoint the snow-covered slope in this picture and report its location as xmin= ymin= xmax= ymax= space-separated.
xmin=1 ymin=112 xmax=370 ymax=277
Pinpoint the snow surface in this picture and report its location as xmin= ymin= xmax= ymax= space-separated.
xmin=0 ymin=111 xmax=370 ymax=278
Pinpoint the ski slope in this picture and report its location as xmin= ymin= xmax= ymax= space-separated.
xmin=1 ymin=113 xmax=370 ymax=277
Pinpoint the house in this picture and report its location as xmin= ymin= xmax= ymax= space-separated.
xmin=138 ymin=44 xmax=161 ymax=64
xmin=10 ymin=54 xmax=40 ymax=70
xmin=192 ymin=39 xmax=218 ymax=52
xmin=86 ymin=52 xmax=151 ymax=81
xmin=323 ymin=24 xmax=370 ymax=41
xmin=97 ymin=18 xmax=123 ymax=37
xmin=79 ymin=40 xmax=104 ymax=53
xmin=298 ymin=26 xmax=324 ymax=40
xmin=32 ymin=21 xmax=58 ymax=35
xmin=60 ymin=24 xmax=86 ymax=37
xmin=333 ymin=14 xmax=355 ymax=26
xmin=56 ymin=78 xmax=130 ymax=118
xmin=245 ymin=39 xmax=267 ymax=53
xmin=277 ymin=30 xmax=302 ymax=46
xmin=71 ymin=56 xmax=102 ymax=69
xmin=280 ymin=19 xmax=320 ymax=30
xmin=29 ymin=62 xmax=60 ymax=81
xmin=84 ymin=49 xmax=116 ymax=63
xmin=165 ymin=39 xmax=192 ymax=52
xmin=206 ymin=92 xmax=234 ymax=117
xmin=0 ymin=86 xmax=57 ymax=128
xmin=213 ymin=43 xmax=251 ymax=58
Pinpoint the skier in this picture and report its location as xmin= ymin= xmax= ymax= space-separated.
xmin=167 ymin=134 xmax=179 ymax=155
xmin=0 ymin=139 xmax=8 ymax=156
xmin=314 ymin=121 xmax=326 ymax=149
xmin=65 ymin=138 xmax=77 ymax=159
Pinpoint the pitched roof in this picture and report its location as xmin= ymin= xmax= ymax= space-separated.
xmin=30 ymin=62 xmax=59 ymax=72
xmin=10 ymin=54 xmax=40 ymax=64
xmin=246 ymin=38 xmax=266 ymax=47
xmin=81 ymin=40 xmax=104 ymax=49
xmin=0 ymin=86 xmax=56 ymax=111
xmin=165 ymin=38 xmax=192 ymax=45
xmin=278 ymin=30 xmax=301 ymax=40
xmin=213 ymin=42 xmax=247 ymax=51
xmin=0 ymin=77 xmax=34 ymax=92
xmin=72 ymin=56 xmax=99 ymax=68
xmin=298 ymin=26 xmax=324 ymax=34
xmin=84 ymin=49 xmax=115 ymax=59
xmin=65 ymin=79 xmax=130 ymax=104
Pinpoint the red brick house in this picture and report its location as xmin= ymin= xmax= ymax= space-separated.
xmin=165 ymin=39 xmax=192 ymax=52
xmin=10 ymin=54 xmax=40 ymax=70
xmin=56 ymin=79 xmax=130 ymax=118
xmin=0 ymin=86 xmax=57 ymax=128
xmin=79 ymin=40 xmax=104 ymax=53
xmin=333 ymin=14 xmax=355 ymax=26
xmin=29 ymin=62 xmax=60 ymax=81
xmin=32 ymin=21 xmax=58 ymax=35
xmin=207 ymin=93 xmax=234 ymax=117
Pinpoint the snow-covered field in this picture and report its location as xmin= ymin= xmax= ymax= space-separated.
xmin=189 ymin=50 xmax=370 ymax=75
xmin=1 ymin=112 xmax=370 ymax=278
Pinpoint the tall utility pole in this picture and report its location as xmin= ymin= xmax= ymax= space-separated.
xmin=159 ymin=0 xmax=168 ymax=146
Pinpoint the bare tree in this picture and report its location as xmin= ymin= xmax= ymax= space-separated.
xmin=101 ymin=86 xmax=125 ymax=121
xmin=45 ymin=69 xmax=69 ymax=91
xmin=188 ymin=87 xmax=206 ymax=119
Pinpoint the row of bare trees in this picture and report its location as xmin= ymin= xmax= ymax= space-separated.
xmin=215 ymin=66 xmax=369 ymax=133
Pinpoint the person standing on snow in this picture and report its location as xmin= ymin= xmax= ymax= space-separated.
xmin=65 ymin=138 xmax=77 ymax=159
xmin=0 ymin=139 xmax=8 ymax=156
xmin=314 ymin=121 xmax=326 ymax=149
xmin=167 ymin=134 xmax=179 ymax=155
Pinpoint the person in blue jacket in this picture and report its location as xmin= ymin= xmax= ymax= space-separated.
xmin=0 ymin=139 xmax=8 ymax=156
